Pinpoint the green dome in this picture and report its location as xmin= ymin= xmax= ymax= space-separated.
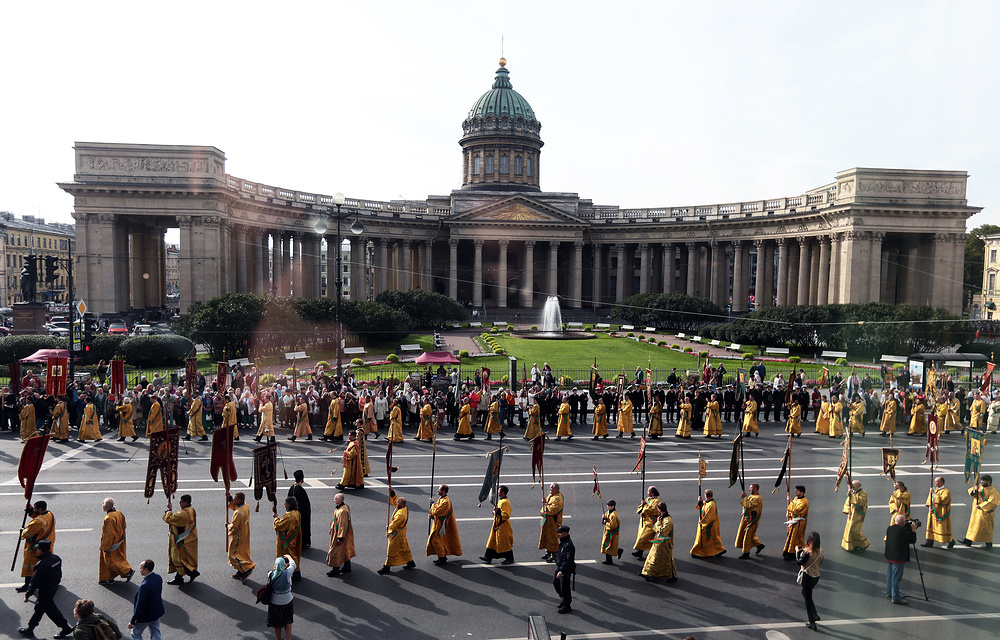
xmin=467 ymin=60 xmax=537 ymax=121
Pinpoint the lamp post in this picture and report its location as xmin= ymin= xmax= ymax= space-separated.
xmin=313 ymin=192 xmax=364 ymax=378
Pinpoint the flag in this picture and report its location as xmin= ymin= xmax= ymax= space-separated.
xmin=592 ymin=467 xmax=601 ymax=496
xmin=785 ymin=368 xmax=795 ymax=405
xmin=819 ymin=367 xmax=829 ymax=389
xmin=216 ymin=362 xmax=229 ymax=391
xmin=616 ymin=374 xmax=627 ymax=399
xmin=965 ymin=428 xmax=987 ymax=484
xmin=45 ymin=357 xmax=68 ymax=396
xmin=481 ymin=366 xmax=491 ymax=390
xmin=981 ymin=362 xmax=995 ymax=395
xmin=18 ymin=434 xmax=50 ymax=501
xmin=835 ymin=434 xmax=851 ymax=491
xmin=773 ymin=444 xmax=790 ymax=493
xmin=736 ymin=369 xmax=747 ymax=402
xmin=251 ymin=441 xmax=277 ymax=505
xmin=728 ymin=433 xmax=743 ymax=487
xmin=110 ymin=359 xmax=126 ymax=395
xmin=698 ymin=455 xmax=707 ymax=479
xmin=477 ymin=448 xmax=504 ymax=505
xmin=9 ymin=361 xmax=21 ymax=395
xmin=144 ymin=428 xmax=179 ymax=499
xmin=210 ymin=425 xmax=238 ymax=491
xmin=531 ymin=434 xmax=545 ymax=483
xmin=631 ymin=436 xmax=646 ymax=474
xmin=185 ymin=357 xmax=198 ymax=396
xmin=386 ymin=439 xmax=396 ymax=487
xmin=881 ymin=448 xmax=900 ymax=481
xmin=924 ymin=418 xmax=940 ymax=466
xmin=589 ymin=363 xmax=601 ymax=397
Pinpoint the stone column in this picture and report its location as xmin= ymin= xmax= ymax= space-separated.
xmin=142 ymin=229 xmax=164 ymax=306
xmin=448 ymin=239 xmax=458 ymax=300
xmin=828 ymin=233 xmax=842 ymax=304
xmin=709 ymin=241 xmax=722 ymax=305
xmin=638 ymin=243 xmax=650 ymax=294
xmin=754 ymin=239 xmax=766 ymax=310
xmin=377 ymin=238 xmax=388 ymax=296
xmin=614 ymin=243 xmax=626 ymax=303
xmin=220 ymin=222 xmax=233 ymax=295
xmin=732 ymin=241 xmax=747 ymax=312
xmin=129 ymin=230 xmax=145 ymax=308
xmin=592 ymin=244 xmax=603 ymax=306
xmin=869 ymin=231 xmax=884 ymax=304
xmin=234 ymin=226 xmax=248 ymax=293
xmin=176 ymin=216 xmax=194 ymax=312
xmin=71 ymin=213 xmax=91 ymax=310
xmin=291 ymin=233 xmax=303 ymax=297
xmin=698 ymin=245 xmax=709 ymax=298
xmin=684 ymin=242 xmax=697 ymax=296
xmin=203 ymin=218 xmax=222 ymax=299
xmin=775 ymin=239 xmax=788 ymax=306
xmin=571 ymin=241 xmax=584 ymax=308
xmin=497 ymin=240 xmax=509 ymax=308
xmin=808 ymin=242 xmax=821 ymax=305
xmin=838 ymin=231 xmax=871 ymax=303
xmin=280 ymin=233 xmax=291 ymax=296
xmin=473 ymin=239 xmax=483 ymax=307
xmin=796 ymin=238 xmax=811 ymax=306
xmin=548 ymin=241 xmax=559 ymax=296
xmin=817 ymin=235 xmax=831 ymax=305
xmin=400 ymin=240 xmax=411 ymax=291
xmin=423 ymin=240 xmax=434 ymax=291
xmin=349 ymin=237 xmax=362 ymax=300
xmin=662 ymin=243 xmax=674 ymax=294
xmin=270 ymin=232 xmax=280 ymax=296
xmin=760 ymin=243 xmax=775 ymax=308
xmin=522 ymin=241 xmax=535 ymax=308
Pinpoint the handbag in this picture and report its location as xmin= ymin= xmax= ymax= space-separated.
xmin=795 ymin=567 xmax=805 ymax=585
xmin=256 ymin=573 xmax=274 ymax=605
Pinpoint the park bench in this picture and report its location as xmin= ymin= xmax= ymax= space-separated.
xmin=596 ymin=323 xmax=611 ymax=329
xmin=469 ymin=322 xmax=482 ymax=327
xmin=765 ymin=347 xmax=790 ymax=356
xmin=880 ymin=355 xmax=907 ymax=363
xmin=690 ymin=336 xmax=702 ymax=343
xmin=343 ymin=347 xmax=366 ymax=356
xmin=567 ymin=322 xmax=584 ymax=328
xmin=644 ymin=327 xmax=657 ymax=333
xmin=709 ymin=339 xmax=721 ymax=347
xmin=726 ymin=343 xmax=742 ymax=352
xmin=284 ymin=351 xmax=307 ymax=361
xmin=621 ymin=325 xmax=635 ymax=331
xmin=400 ymin=344 xmax=422 ymax=353
xmin=820 ymin=350 xmax=847 ymax=360
xmin=676 ymin=332 xmax=687 ymax=339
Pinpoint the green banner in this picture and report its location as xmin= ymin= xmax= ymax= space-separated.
xmin=965 ymin=429 xmax=987 ymax=484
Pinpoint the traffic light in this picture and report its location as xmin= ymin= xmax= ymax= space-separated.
xmin=24 ymin=256 xmax=38 ymax=282
xmin=44 ymin=256 xmax=60 ymax=283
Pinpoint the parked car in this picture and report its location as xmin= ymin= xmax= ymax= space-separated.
xmin=48 ymin=321 xmax=71 ymax=337
xmin=0 ymin=326 xmax=10 ymax=336
xmin=108 ymin=322 xmax=129 ymax=335
xmin=132 ymin=324 xmax=153 ymax=336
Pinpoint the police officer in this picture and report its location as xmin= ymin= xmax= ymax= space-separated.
xmin=19 ymin=539 xmax=74 ymax=639
xmin=553 ymin=524 xmax=576 ymax=614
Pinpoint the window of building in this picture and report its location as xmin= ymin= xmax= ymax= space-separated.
xmin=473 ymin=156 xmax=481 ymax=175
xmin=485 ymin=155 xmax=494 ymax=174
xmin=990 ymin=272 xmax=997 ymax=294
xmin=514 ymin=156 xmax=522 ymax=175
xmin=500 ymin=155 xmax=509 ymax=174
xmin=527 ymin=157 xmax=532 ymax=177
xmin=16 ymin=236 xmax=20 ymax=246
xmin=991 ymin=249 xmax=997 ymax=264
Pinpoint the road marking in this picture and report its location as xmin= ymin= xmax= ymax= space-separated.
xmin=0 ymin=528 xmax=93 ymax=535
xmin=463 ymin=559 xmax=597 ymax=569
xmin=459 ymin=515 xmax=573 ymax=522
xmin=489 ymin=610 xmax=1000 ymax=639
xmin=810 ymin=444 xmax=959 ymax=451
xmin=0 ymin=441 xmax=101 ymax=486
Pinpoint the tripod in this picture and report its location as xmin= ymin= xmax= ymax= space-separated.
xmin=909 ymin=542 xmax=930 ymax=601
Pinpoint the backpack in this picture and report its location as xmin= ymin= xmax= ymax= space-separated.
xmin=85 ymin=615 xmax=119 ymax=640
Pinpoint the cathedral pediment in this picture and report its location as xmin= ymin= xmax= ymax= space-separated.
xmin=448 ymin=195 xmax=587 ymax=226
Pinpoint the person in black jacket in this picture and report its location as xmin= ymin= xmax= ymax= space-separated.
xmin=18 ymin=539 xmax=74 ymax=639
xmin=884 ymin=514 xmax=918 ymax=605
xmin=553 ymin=525 xmax=575 ymax=614
xmin=288 ymin=471 xmax=312 ymax=549
xmin=129 ymin=559 xmax=164 ymax=639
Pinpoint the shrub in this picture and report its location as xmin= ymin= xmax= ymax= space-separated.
xmin=658 ymin=340 xmax=667 ymax=346
xmin=493 ymin=347 xmax=504 ymax=354
xmin=683 ymin=346 xmax=693 ymax=353
xmin=671 ymin=343 xmax=680 ymax=349
xmin=386 ymin=353 xmax=400 ymax=363
xmin=892 ymin=363 xmax=905 ymax=370
xmin=284 ymin=367 xmax=301 ymax=377
xmin=119 ymin=335 xmax=194 ymax=368
xmin=531 ymin=325 xmax=538 ymax=331
xmin=583 ymin=325 xmax=593 ymax=331
xmin=742 ymin=352 xmax=754 ymax=360
xmin=501 ymin=375 xmax=509 ymax=382
xmin=350 ymin=358 xmax=364 ymax=366
xmin=459 ymin=349 xmax=469 ymax=358
xmin=788 ymin=356 xmax=801 ymax=364
xmin=316 ymin=360 xmax=331 ymax=369
xmin=648 ymin=337 xmax=657 ymax=343
xmin=627 ymin=332 xmax=635 ymax=338
xmin=699 ymin=351 xmax=709 ymax=357
xmin=78 ymin=335 xmax=126 ymax=365
xmin=835 ymin=357 xmax=848 ymax=366
xmin=491 ymin=327 xmax=499 ymax=333
xmin=0 ymin=334 xmax=61 ymax=364
xmin=638 ymin=335 xmax=646 ymax=341
xmin=260 ymin=374 xmax=276 ymax=385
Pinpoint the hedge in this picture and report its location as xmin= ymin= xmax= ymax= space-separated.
xmin=683 ymin=346 xmax=693 ymax=353
xmin=119 ymin=335 xmax=193 ymax=368
xmin=788 ymin=356 xmax=801 ymax=364
xmin=386 ymin=353 xmax=400 ymax=363
xmin=351 ymin=358 xmax=364 ymax=366
xmin=459 ymin=350 xmax=469 ymax=358
xmin=835 ymin=357 xmax=848 ymax=366
xmin=742 ymin=353 xmax=754 ymax=360
xmin=0 ymin=335 xmax=62 ymax=364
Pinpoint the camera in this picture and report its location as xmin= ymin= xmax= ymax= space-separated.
xmin=906 ymin=518 xmax=922 ymax=529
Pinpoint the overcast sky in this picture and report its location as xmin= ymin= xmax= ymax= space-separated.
xmin=2 ymin=1 xmax=997 ymax=232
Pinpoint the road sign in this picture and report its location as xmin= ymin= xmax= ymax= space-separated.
xmin=75 ymin=299 xmax=87 ymax=316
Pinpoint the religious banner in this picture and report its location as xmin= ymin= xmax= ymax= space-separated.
xmin=385 ymin=439 xmax=398 ymax=485
xmin=9 ymin=361 xmax=21 ymax=395
xmin=531 ymin=434 xmax=545 ymax=484
xmin=631 ymin=436 xmax=646 ymax=474
xmin=216 ymin=362 xmax=229 ymax=392
xmin=616 ymin=373 xmax=627 ymax=402
xmin=835 ymin=435 xmax=851 ymax=491
xmin=819 ymin=367 xmax=829 ymax=389
xmin=210 ymin=425 xmax=238 ymax=492
xmin=110 ymin=359 xmax=126 ymax=396
xmin=477 ymin=448 xmax=504 ymax=505
xmin=589 ymin=363 xmax=601 ymax=397
xmin=773 ymin=443 xmax=791 ymax=493
xmin=965 ymin=428 xmax=987 ymax=484
xmin=18 ymin=434 xmax=50 ymax=501
xmin=144 ymin=428 xmax=179 ymax=499
xmin=881 ymin=448 xmax=900 ymax=481
xmin=980 ymin=362 xmax=995 ymax=395
xmin=481 ymin=367 xmax=491 ymax=390
xmin=44 ymin=357 xmax=68 ymax=396
xmin=729 ymin=432 xmax=743 ymax=488
xmin=736 ymin=369 xmax=747 ymax=402
xmin=251 ymin=442 xmax=277 ymax=506
xmin=698 ymin=454 xmax=707 ymax=480
xmin=592 ymin=467 xmax=601 ymax=496
xmin=924 ymin=418 xmax=940 ymax=466
xmin=185 ymin=358 xmax=198 ymax=395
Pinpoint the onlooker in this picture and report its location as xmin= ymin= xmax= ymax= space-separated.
xmin=129 ymin=559 xmax=164 ymax=640
xmin=267 ymin=555 xmax=297 ymax=640
xmin=18 ymin=540 xmax=75 ymax=639
xmin=70 ymin=599 xmax=123 ymax=640
xmin=795 ymin=531 xmax=823 ymax=630
xmin=884 ymin=514 xmax=917 ymax=605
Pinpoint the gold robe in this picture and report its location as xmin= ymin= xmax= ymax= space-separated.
xmin=293 ymin=401 xmax=311 ymax=437
xmin=618 ymin=398 xmax=634 ymax=433
xmin=849 ymin=400 xmax=865 ymax=434
xmin=556 ymin=402 xmax=571 ymax=437
xmin=970 ymin=398 xmax=987 ymax=431
xmin=20 ymin=511 xmax=55 ymax=577
xmin=925 ymin=487 xmax=952 ymax=543
xmin=828 ymin=401 xmax=844 ymax=437
xmin=816 ymin=401 xmax=831 ymax=435
xmin=20 ymin=404 xmax=38 ymax=441
xmin=385 ymin=494 xmax=413 ymax=566
xmin=634 ymin=496 xmax=661 ymax=551
xmin=163 ymin=506 xmax=198 ymax=574
xmin=340 ymin=441 xmax=364 ymax=490
xmin=889 ymin=489 xmax=911 ymax=522
xmin=457 ymin=404 xmax=472 ymax=436
xmin=146 ymin=401 xmax=163 ymax=435
xmin=99 ymin=509 xmax=131 ymax=581
xmin=51 ymin=401 xmax=69 ymax=440
xmin=785 ymin=403 xmax=802 ymax=435
xmin=187 ymin=397 xmax=205 ymax=437
xmin=704 ymin=400 xmax=722 ymax=436
xmin=327 ymin=503 xmax=356 ymax=567
xmin=524 ymin=404 xmax=542 ymax=440
xmin=257 ymin=401 xmax=274 ymax=437
xmin=223 ymin=401 xmax=238 ymax=438
xmin=945 ymin=398 xmax=960 ymax=431
xmin=227 ymin=501 xmax=254 ymax=573
xmin=388 ymin=405 xmax=403 ymax=442
xmin=742 ymin=399 xmax=759 ymax=434
xmin=274 ymin=509 xmax=303 ymax=571
xmin=965 ymin=485 xmax=999 ymax=543
xmin=427 ymin=496 xmax=462 ymax=557
xmin=601 ymin=509 xmax=620 ymax=556
xmin=417 ymin=403 xmax=434 ymax=440
xmin=487 ymin=497 xmax=513 ymax=554
xmin=538 ymin=492 xmax=564 ymax=553
xmin=363 ymin=400 xmax=377 ymax=434
xmin=783 ymin=496 xmax=809 ymax=554
xmin=324 ymin=399 xmax=342 ymax=437
xmin=880 ymin=398 xmax=897 ymax=434
xmin=592 ymin=403 xmax=608 ymax=436
xmin=79 ymin=403 xmax=101 ymax=441
xmin=676 ymin=401 xmax=692 ymax=437
xmin=735 ymin=493 xmax=763 ymax=552
xmin=841 ymin=490 xmax=869 ymax=551
xmin=649 ymin=401 xmax=663 ymax=436
xmin=909 ymin=403 xmax=927 ymax=435
xmin=117 ymin=403 xmax=136 ymax=438
xmin=641 ymin=516 xmax=676 ymax=579
xmin=485 ymin=400 xmax=502 ymax=434
xmin=691 ymin=498 xmax=726 ymax=557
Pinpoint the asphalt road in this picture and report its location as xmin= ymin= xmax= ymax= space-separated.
xmin=1 ymin=416 xmax=997 ymax=640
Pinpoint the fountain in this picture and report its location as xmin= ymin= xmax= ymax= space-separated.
xmin=511 ymin=296 xmax=595 ymax=340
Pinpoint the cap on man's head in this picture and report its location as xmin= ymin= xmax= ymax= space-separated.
xmin=293 ymin=470 xmax=304 ymax=482
xmin=556 ymin=525 xmax=570 ymax=533
xmin=36 ymin=539 xmax=52 ymax=553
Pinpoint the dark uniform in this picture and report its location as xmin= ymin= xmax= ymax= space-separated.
xmin=553 ymin=526 xmax=576 ymax=614
xmin=19 ymin=541 xmax=74 ymax=638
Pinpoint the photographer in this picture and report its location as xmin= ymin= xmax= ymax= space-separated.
xmin=884 ymin=514 xmax=918 ymax=605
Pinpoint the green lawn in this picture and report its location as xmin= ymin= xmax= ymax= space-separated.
xmin=493 ymin=333 xmax=699 ymax=375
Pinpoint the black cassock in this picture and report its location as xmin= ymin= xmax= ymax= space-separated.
xmin=287 ymin=483 xmax=312 ymax=547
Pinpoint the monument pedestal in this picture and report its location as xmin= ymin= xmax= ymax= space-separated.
xmin=13 ymin=302 xmax=46 ymax=335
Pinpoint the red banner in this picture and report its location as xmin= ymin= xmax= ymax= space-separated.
xmin=925 ymin=418 xmax=940 ymax=466
xmin=216 ymin=362 xmax=229 ymax=391
xmin=18 ymin=435 xmax=50 ymax=501
xmin=9 ymin=362 xmax=21 ymax=395
xmin=531 ymin=433 xmax=544 ymax=483
xmin=210 ymin=425 xmax=238 ymax=491
xmin=631 ymin=436 xmax=646 ymax=473
xmin=185 ymin=358 xmax=198 ymax=396
xmin=110 ymin=359 xmax=126 ymax=395
xmin=592 ymin=467 xmax=600 ymax=496
xmin=980 ymin=362 xmax=995 ymax=395
xmin=45 ymin=357 xmax=68 ymax=396
xmin=481 ymin=367 xmax=491 ymax=389
xmin=144 ymin=428 xmax=179 ymax=499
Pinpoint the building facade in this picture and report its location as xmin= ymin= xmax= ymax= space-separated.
xmin=60 ymin=59 xmax=980 ymax=316
xmin=0 ymin=212 xmax=75 ymax=307
xmin=981 ymin=234 xmax=1000 ymax=319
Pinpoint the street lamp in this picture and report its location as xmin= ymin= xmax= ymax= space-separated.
xmin=314 ymin=192 xmax=364 ymax=377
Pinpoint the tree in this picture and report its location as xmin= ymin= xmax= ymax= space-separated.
xmin=612 ymin=294 xmax=726 ymax=331
xmin=964 ymin=224 xmax=1000 ymax=310
xmin=374 ymin=290 xmax=466 ymax=328
xmin=173 ymin=293 xmax=269 ymax=359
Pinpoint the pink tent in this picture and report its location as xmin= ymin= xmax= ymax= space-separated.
xmin=19 ymin=348 xmax=71 ymax=363
xmin=413 ymin=351 xmax=460 ymax=365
